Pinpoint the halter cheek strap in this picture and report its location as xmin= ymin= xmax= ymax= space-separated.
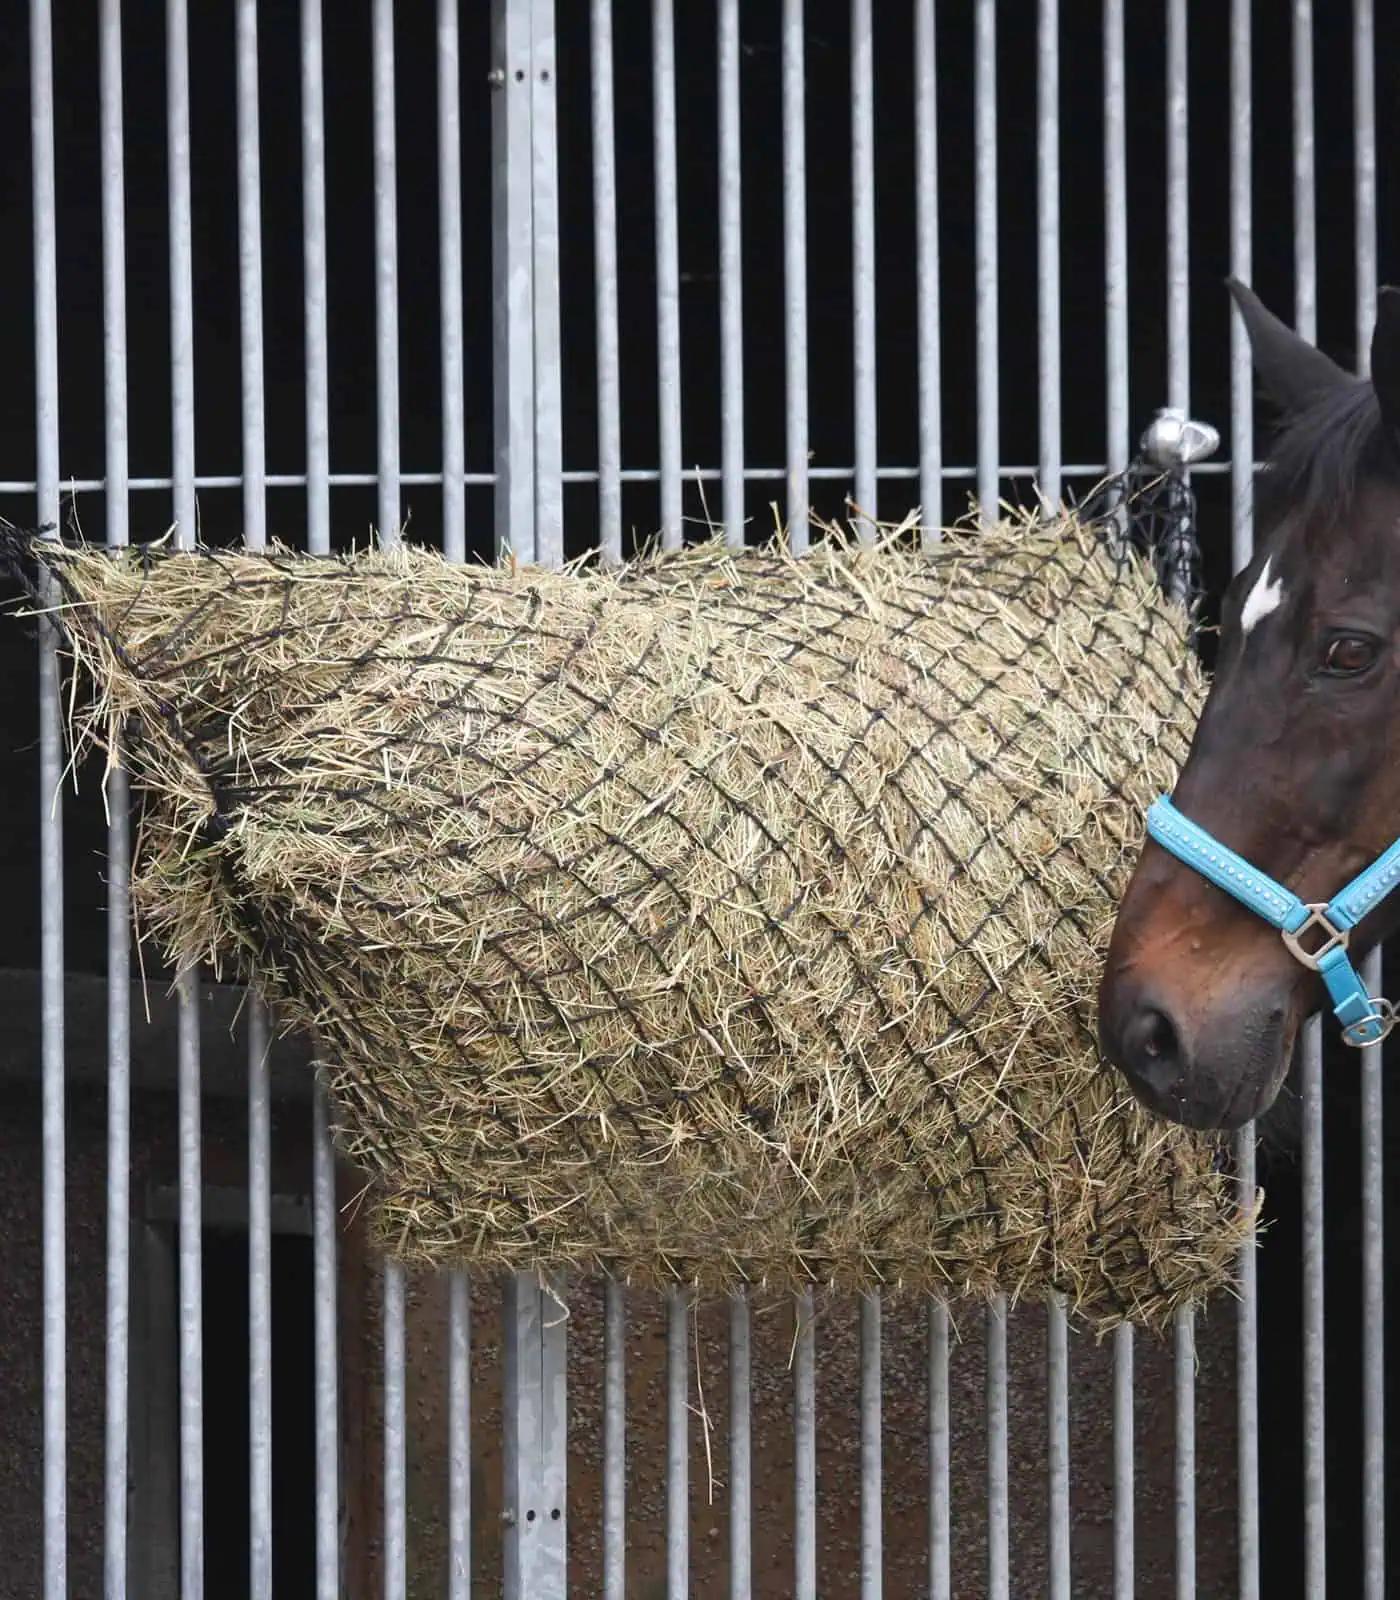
xmin=1145 ymin=795 xmax=1400 ymax=1048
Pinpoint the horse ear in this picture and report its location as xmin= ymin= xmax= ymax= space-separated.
xmin=1226 ymin=277 xmax=1352 ymax=415
xmin=1368 ymin=287 xmax=1400 ymax=443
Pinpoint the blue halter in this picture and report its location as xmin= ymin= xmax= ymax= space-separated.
xmin=1145 ymin=795 xmax=1400 ymax=1048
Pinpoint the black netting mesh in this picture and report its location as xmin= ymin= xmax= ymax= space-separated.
xmin=1 ymin=465 xmax=1252 ymax=1331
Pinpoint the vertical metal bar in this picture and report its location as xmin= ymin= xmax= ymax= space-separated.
xmin=850 ymin=0 xmax=877 ymax=538
xmin=383 ymin=1264 xmax=407 ymax=1600
xmin=729 ymin=1292 xmax=752 ymax=1600
xmin=311 ymin=1086 xmax=340 ymax=1599
xmin=1355 ymin=20 xmax=1382 ymax=1596
xmin=501 ymin=1277 xmax=568 ymax=1600
xmin=235 ymin=5 xmax=273 ymax=1592
xmin=652 ymin=0 xmax=683 ymax=550
xmin=1103 ymin=0 xmax=1128 ymax=475
xmin=448 ymin=1273 xmax=471 ymax=1600
xmin=370 ymin=2 xmax=407 ymax=1591
xmin=1290 ymin=10 xmax=1324 ymax=1594
xmin=602 ymin=1281 xmax=626 ymax=1600
xmin=166 ymin=1 xmax=204 ymax=1591
xmin=986 ymin=1296 xmax=1010 ymax=1600
xmin=1175 ymin=1310 xmax=1196 ymax=1600
xmin=1293 ymin=0 xmax=1316 ymax=344
xmin=1301 ymin=1011 xmax=1325 ymax=1600
xmin=1165 ymin=10 xmax=1194 ymax=1595
xmin=1047 ymin=1296 xmax=1070 ymax=1600
xmin=301 ymin=4 xmax=340 ymax=1593
xmin=302 ymin=0 xmax=331 ymax=559
xmin=439 ymin=0 xmax=467 ymax=565
xmin=1039 ymin=9 xmax=1070 ymax=1579
xmin=529 ymin=0 xmax=563 ymax=568
xmin=782 ymin=0 xmax=809 ymax=551
xmin=247 ymin=1003 xmax=273 ymax=1600
xmin=1228 ymin=7 xmax=1259 ymax=1598
xmin=794 ymin=1290 xmax=816 ymax=1600
xmin=372 ymin=0 xmax=400 ymax=546
xmin=591 ymin=0 xmax=623 ymax=563
xmin=717 ymin=0 xmax=744 ymax=549
xmin=667 ymin=1287 xmax=689 ymax=1597
xmin=491 ymin=0 xmax=536 ymax=564
xmin=1113 ymin=1324 xmax=1134 ymax=1600
xmin=1036 ymin=0 xmax=1061 ymax=510
xmin=1361 ymin=946 xmax=1385 ymax=1600
xmin=973 ymin=0 xmax=998 ymax=524
xmin=99 ymin=0 xmax=131 ymax=1590
xmin=913 ymin=0 xmax=941 ymax=541
xmin=860 ymin=1294 xmax=882 ymax=1600
xmin=1165 ymin=0 xmax=1189 ymax=413
xmin=928 ymin=1302 xmax=951 ymax=1600
xmin=32 ymin=0 xmax=64 ymax=1591
xmin=439 ymin=9 xmax=472 ymax=1570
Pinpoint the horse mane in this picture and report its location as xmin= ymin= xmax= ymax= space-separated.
xmin=1257 ymin=373 xmax=1400 ymax=533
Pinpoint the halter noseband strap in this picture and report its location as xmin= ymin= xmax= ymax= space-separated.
xmin=1145 ymin=795 xmax=1400 ymax=1048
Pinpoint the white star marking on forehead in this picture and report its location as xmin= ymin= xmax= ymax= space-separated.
xmin=1240 ymin=556 xmax=1284 ymax=639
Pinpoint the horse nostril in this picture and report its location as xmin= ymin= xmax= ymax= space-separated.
xmin=1122 ymin=1005 xmax=1181 ymax=1084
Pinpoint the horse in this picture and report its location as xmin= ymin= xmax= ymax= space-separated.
xmin=1098 ymin=277 xmax=1400 ymax=1132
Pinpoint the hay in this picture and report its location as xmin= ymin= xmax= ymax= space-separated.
xmin=9 ymin=508 xmax=1255 ymax=1332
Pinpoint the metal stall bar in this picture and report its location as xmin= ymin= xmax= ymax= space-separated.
xmin=235 ymin=4 xmax=273 ymax=1592
xmin=31 ymin=0 xmax=64 ymax=1591
xmin=794 ymin=1290 xmax=817 ymax=1600
xmin=975 ymin=2 xmax=1009 ymax=1586
xmin=99 ymin=0 xmax=132 ymax=1589
xmin=851 ymin=0 xmax=877 ymax=538
xmin=591 ymin=0 xmax=623 ymax=564
xmin=383 ymin=1267 xmax=407 ymax=1600
xmin=449 ymin=1275 xmax=472 ymax=1600
xmin=1037 ymin=7 xmax=1070 ymax=1592
xmin=783 ymin=0 xmax=809 ymax=551
xmin=1291 ymin=6 xmax=1326 ymax=1594
xmin=1164 ymin=4 xmax=1194 ymax=1595
xmin=165 ymin=1 xmax=206 ymax=1590
xmin=501 ymin=1278 xmax=568 ymax=1600
xmin=300 ymin=3 xmax=341 ymax=1592
xmin=653 ymin=0 xmax=683 ymax=550
xmin=667 ymin=1288 xmax=689 ymax=1596
xmin=927 ymin=1303 xmax=951 ymax=1600
xmin=438 ymin=5 xmax=473 ymax=1589
xmin=986 ymin=1297 xmax=1010 ymax=1600
xmin=530 ymin=0 xmax=563 ymax=566
xmin=1103 ymin=6 xmax=1134 ymax=1587
xmin=717 ymin=0 xmax=744 ymax=549
xmin=974 ymin=0 xmax=998 ymax=526
xmin=1355 ymin=16 xmax=1382 ymax=1595
xmin=1104 ymin=0 xmax=1128 ymax=479
xmin=1228 ymin=4 xmax=1259 ymax=1597
xmin=913 ymin=0 xmax=941 ymax=542
xmin=860 ymin=1294 xmax=882 ymax=1600
xmin=370 ymin=2 xmax=407 ymax=1593
xmin=439 ymin=0 xmax=467 ymax=566
xmin=730 ymin=1291 xmax=752 ymax=1600
xmin=492 ymin=0 xmax=537 ymax=564
xmin=1037 ymin=0 xmax=1061 ymax=512
xmin=603 ymin=1281 xmax=626 ymax=1600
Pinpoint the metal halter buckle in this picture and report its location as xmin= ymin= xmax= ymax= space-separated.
xmin=1280 ymin=904 xmax=1350 ymax=971
xmin=1342 ymin=998 xmax=1397 ymax=1049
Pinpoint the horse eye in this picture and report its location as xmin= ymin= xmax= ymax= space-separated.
xmin=1321 ymin=635 xmax=1380 ymax=676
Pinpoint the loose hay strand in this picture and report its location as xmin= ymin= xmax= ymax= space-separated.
xmin=7 ymin=509 xmax=1255 ymax=1334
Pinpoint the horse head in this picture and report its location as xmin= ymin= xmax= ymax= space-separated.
xmin=1099 ymin=279 xmax=1400 ymax=1130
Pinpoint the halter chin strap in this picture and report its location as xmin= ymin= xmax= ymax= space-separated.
xmin=1145 ymin=795 xmax=1400 ymax=1048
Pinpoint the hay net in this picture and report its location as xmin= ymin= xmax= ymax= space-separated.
xmin=4 ymin=471 xmax=1253 ymax=1334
